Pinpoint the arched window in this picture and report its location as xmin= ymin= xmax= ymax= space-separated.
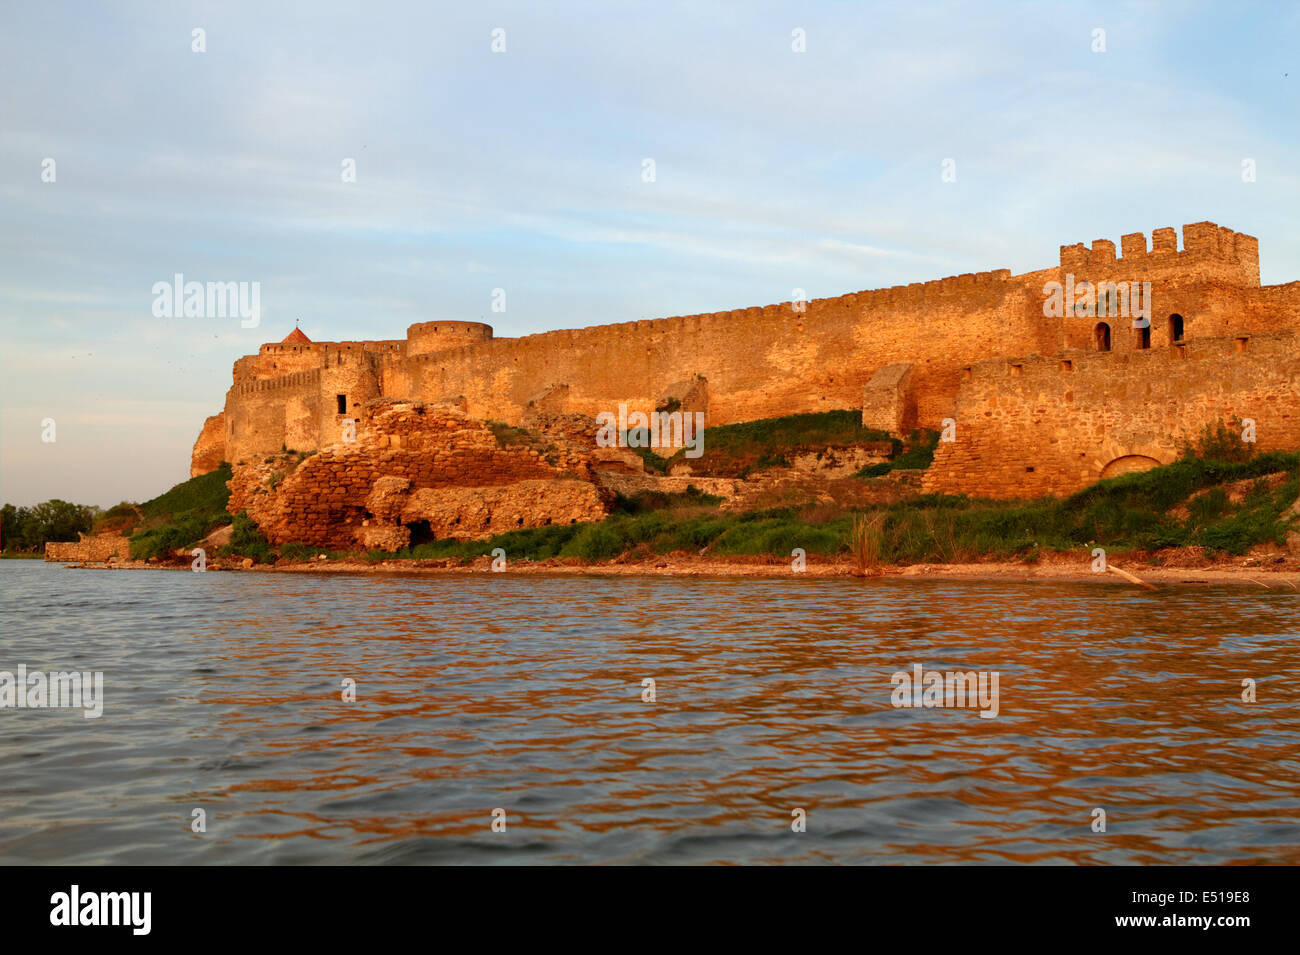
xmin=1139 ymin=324 xmax=1151 ymax=349
xmin=1170 ymin=313 xmax=1184 ymax=342
xmin=1094 ymin=322 xmax=1111 ymax=352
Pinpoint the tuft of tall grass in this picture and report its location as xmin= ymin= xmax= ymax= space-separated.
xmin=849 ymin=513 xmax=886 ymax=574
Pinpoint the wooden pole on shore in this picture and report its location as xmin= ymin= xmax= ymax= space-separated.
xmin=1106 ymin=563 xmax=1159 ymax=591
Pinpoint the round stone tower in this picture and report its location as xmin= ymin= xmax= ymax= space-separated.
xmin=406 ymin=321 xmax=493 ymax=356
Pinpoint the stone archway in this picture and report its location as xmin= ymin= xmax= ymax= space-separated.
xmin=1098 ymin=454 xmax=1162 ymax=479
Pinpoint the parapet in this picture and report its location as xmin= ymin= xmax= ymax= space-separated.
xmin=1058 ymin=221 xmax=1259 ymax=284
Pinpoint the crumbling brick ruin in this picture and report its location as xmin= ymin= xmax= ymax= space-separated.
xmin=194 ymin=221 xmax=1299 ymax=523
xmin=226 ymin=399 xmax=608 ymax=551
xmin=44 ymin=532 xmax=131 ymax=563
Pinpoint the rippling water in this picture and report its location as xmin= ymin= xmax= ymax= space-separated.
xmin=1 ymin=561 xmax=1297 ymax=864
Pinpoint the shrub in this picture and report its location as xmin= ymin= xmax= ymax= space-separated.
xmin=129 ymin=513 xmax=217 ymax=561
xmin=278 ymin=542 xmax=333 ymax=562
xmin=223 ymin=511 xmax=271 ymax=562
xmin=1180 ymin=417 xmax=1255 ymax=463
xmin=561 ymin=523 xmax=624 ymax=561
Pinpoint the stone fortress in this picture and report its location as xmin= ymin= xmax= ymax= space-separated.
xmin=191 ymin=220 xmax=1299 ymax=549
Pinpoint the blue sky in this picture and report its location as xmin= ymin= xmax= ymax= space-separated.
xmin=1 ymin=1 xmax=1296 ymax=507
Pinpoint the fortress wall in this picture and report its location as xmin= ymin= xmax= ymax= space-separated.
xmin=225 ymin=370 xmax=322 ymax=463
xmin=238 ymin=340 xmax=402 ymax=381
xmin=316 ymin=354 xmax=382 ymax=449
xmin=1027 ymin=225 xmax=1272 ymax=354
xmin=1053 ymin=282 xmax=1291 ymax=353
xmin=383 ymin=269 xmax=1039 ymax=431
xmin=923 ymin=331 xmax=1300 ymax=499
xmin=243 ymin=342 xmax=328 ymax=380
xmin=203 ymin=222 xmax=1289 ymax=484
xmin=1240 ymin=281 xmax=1300 ymax=334
xmin=406 ymin=321 xmax=492 ymax=356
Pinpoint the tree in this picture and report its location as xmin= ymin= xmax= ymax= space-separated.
xmin=1 ymin=499 xmax=96 ymax=553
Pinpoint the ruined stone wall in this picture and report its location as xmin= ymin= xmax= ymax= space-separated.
xmin=381 ymin=267 xmax=1041 ymax=435
xmin=923 ymin=331 xmax=1300 ymax=500
xmin=224 ymin=370 xmax=323 ymax=464
xmin=45 ymin=532 xmax=132 ymax=562
xmin=228 ymin=401 xmax=604 ymax=549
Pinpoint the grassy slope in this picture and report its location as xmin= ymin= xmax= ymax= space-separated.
xmin=128 ymin=464 xmax=235 ymax=560
xmin=326 ymin=452 xmax=1297 ymax=565
xmin=655 ymin=409 xmax=897 ymax=476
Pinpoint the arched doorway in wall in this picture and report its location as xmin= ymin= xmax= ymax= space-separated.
xmin=1094 ymin=322 xmax=1111 ymax=351
xmin=1170 ymin=313 xmax=1185 ymax=342
xmin=1138 ymin=323 xmax=1151 ymax=349
xmin=1099 ymin=455 xmax=1161 ymax=479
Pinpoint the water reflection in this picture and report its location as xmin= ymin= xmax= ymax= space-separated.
xmin=1 ymin=563 xmax=1297 ymax=864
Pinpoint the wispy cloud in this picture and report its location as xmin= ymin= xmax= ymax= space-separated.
xmin=0 ymin=0 xmax=1295 ymax=505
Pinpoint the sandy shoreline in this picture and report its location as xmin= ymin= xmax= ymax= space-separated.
xmin=52 ymin=554 xmax=1300 ymax=587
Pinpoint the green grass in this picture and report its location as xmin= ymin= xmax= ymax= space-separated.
xmin=139 ymin=464 xmax=232 ymax=520
xmin=277 ymin=542 xmax=346 ymax=562
xmin=661 ymin=409 xmax=893 ymax=477
xmin=129 ymin=464 xmax=235 ymax=560
xmin=611 ymin=486 xmax=726 ymax=515
xmin=344 ymin=451 xmax=1298 ymax=565
xmin=219 ymin=511 xmax=271 ymax=562
xmin=854 ymin=429 xmax=939 ymax=478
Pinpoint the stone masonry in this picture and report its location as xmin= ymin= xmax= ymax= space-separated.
xmin=193 ymin=221 xmax=1299 ymax=501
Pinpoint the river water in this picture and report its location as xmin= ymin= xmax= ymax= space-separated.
xmin=1 ymin=560 xmax=1297 ymax=864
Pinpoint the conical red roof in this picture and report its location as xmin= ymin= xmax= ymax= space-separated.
xmin=281 ymin=327 xmax=311 ymax=344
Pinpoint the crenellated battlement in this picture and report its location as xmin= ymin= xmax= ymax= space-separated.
xmin=234 ymin=368 xmax=321 ymax=396
xmin=1059 ymin=221 xmax=1259 ymax=285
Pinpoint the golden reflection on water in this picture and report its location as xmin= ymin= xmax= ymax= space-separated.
xmin=178 ymin=574 xmax=1300 ymax=864
xmin=1 ymin=563 xmax=1297 ymax=863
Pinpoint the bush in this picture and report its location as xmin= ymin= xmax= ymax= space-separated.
xmin=129 ymin=513 xmax=218 ymax=561
xmin=854 ymin=430 xmax=940 ymax=478
xmin=1180 ymin=417 xmax=1255 ymax=463
xmin=223 ymin=511 xmax=271 ymax=562
xmin=611 ymin=486 xmax=725 ymax=515
xmin=278 ymin=542 xmax=338 ymax=562
xmin=1 ymin=500 xmax=97 ymax=553
xmin=561 ymin=523 xmax=624 ymax=561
